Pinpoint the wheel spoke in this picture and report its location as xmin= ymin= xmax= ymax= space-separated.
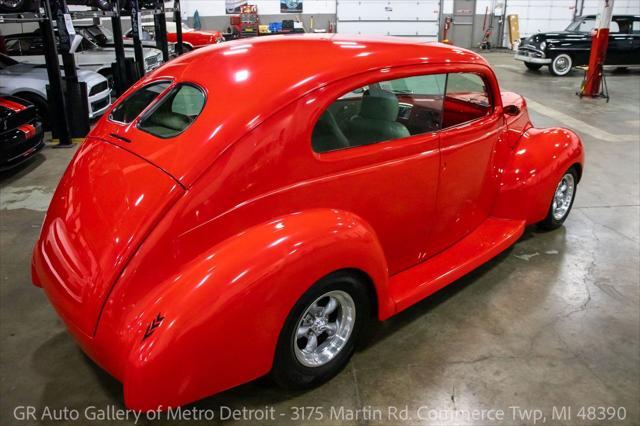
xmin=323 ymin=297 xmax=338 ymax=316
xmin=304 ymin=333 xmax=318 ymax=352
xmin=325 ymin=322 xmax=338 ymax=336
xmin=297 ymin=325 xmax=310 ymax=339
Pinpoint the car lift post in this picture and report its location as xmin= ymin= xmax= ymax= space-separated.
xmin=153 ymin=0 xmax=170 ymax=62
xmin=579 ymin=0 xmax=614 ymax=99
xmin=173 ymin=0 xmax=183 ymax=55
xmin=130 ymin=0 xmax=146 ymax=78
xmin=40 ymin=0 xmax=72 ymax=146
xmin=110 ymin=0 xmax=129 ymax=96
xmin=55 ymin=0 xmax=90 ymax=141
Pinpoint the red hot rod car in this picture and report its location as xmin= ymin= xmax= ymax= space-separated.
xmin=32 ymin=35 xmax=584 ymax=410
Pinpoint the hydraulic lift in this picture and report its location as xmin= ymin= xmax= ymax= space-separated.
xmin=578 ymin=0 xmax=614 ymax=100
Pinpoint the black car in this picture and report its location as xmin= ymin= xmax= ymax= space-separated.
xmin=515 ymin=15 xmax=640 ymax=76
xmin=0 ymin=96 xmax=44 ymax=171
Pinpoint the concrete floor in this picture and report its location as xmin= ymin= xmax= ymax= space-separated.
xmin=1 ymin=52 xmax=638 ymax=425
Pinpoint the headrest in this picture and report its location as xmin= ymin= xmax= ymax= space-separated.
xmin=359 ymin=93 xmax=399 ymax=122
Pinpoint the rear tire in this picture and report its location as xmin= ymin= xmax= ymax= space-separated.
xmin=549 ymin=54 xmax=573 ymax=76
xmin=538 ymin=167 xmax=578 ymax=231
xmin=525 ymin=62 xmax=543 ymax=71
xmin=271 ymin=271 xmax=370 ymax=389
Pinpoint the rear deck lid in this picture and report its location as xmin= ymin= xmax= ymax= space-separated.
xmin=32 ymin=137 xmax=184 ymax=336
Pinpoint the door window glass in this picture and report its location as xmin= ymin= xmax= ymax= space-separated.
xmin=311 ymin=74 xmax=446 ymax=153
xmin=442 ymin=73 xmax=492 ymax=128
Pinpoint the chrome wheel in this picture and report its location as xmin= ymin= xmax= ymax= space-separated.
xmin=293 ymin=290 xmax=356 ymax=367
xmin=552 ymin=173 xmax=575 ymax=221
xmin=552 ymin=54 xmax=572 ymax=76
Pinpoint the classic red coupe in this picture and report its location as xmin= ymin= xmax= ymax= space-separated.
xmin=124 ymin=22 xmax=224 ymax=50
xmin=32 ymin=35 xmax=584 ymax=410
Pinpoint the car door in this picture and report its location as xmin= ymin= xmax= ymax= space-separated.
xmin=607 ymin=18 xmax=633 ymax=65
xmin=429 ymin=70 xmax=505 ymax=253
xmin=300 ymin=67 xmax=447 ymax=274
xmin=632 ymin=18 xmax=640 ymax=65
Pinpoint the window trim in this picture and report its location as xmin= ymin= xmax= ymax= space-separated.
xmin=135 ymin=82 xmax=207 ymax=139
xmin=107 ymin=79 xmax=174 ymax=126
xmin=308 ymin=65 xmax=498 ymax=157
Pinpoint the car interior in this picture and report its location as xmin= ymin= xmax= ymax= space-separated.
xmin=312 ymin=73 xmax=491 ymax=153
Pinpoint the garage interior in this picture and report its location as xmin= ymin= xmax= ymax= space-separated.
xmin=1 ymin=0 xmax=639 ymax=425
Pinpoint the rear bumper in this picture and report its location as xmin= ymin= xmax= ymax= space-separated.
xmin=32 ymin=242 xmax=126 ymax=381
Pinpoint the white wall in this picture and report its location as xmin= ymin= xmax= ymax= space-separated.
xmin=581 ymin=0 xmax=640 ymax=16
xmin=180 ymin=0 xmax=335 ymax=17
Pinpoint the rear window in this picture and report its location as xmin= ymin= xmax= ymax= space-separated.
xmin=109 ymin=81 xmax=170 ymax=124
xmin=138 ymin=84 xmax=206 ymax=138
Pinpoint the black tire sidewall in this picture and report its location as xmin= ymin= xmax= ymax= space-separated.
xmin=272 ymin=271 xmax=370 ymax=389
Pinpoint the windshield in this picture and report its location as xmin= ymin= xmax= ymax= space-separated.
xmin=566 ymin=18 xmax=595 ymax=32
xmin=82 ymin=25 xmax=114 ymax=46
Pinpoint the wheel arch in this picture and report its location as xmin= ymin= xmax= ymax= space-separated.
xmin=492 ymin=127 xmax=585 ymax=224
xmin=117 ymin=208 xmax=391 ymax=410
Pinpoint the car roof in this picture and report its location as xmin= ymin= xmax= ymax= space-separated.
xmin=580 ymin=15 xmax=639 ymax=19
xmin=125 ymin=35 xmax=490 ymax=185
xmin=151 ymin=34 xmax=488 ymax=102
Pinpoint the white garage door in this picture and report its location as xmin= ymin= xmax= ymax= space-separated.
xmin=337 ymin=0 xmax=441 ymax=42
xmin=505 ymin=0 xmax=577 ymax=38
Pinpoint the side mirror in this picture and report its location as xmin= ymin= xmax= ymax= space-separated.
xmin=504 ymin=104 xmax=521 ymax=116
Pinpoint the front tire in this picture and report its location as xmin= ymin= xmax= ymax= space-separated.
xmin=525 ymin=62 xmax=543 ymax=71
xmin=538 ymin=167 xmax=578 ymax=230
xmin=549 ymin=54 xmax=573 ymax=76
xmin=271 ymin=271 xmax=370 ymax=389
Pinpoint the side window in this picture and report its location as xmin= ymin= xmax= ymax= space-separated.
xmin=442 ymin=73 xmax=492 ymax=128
xmin=312 ymin=73 xmax=446 ymax=153
xmin=138 ymin=84 xmax=206 ymax=138
xmin=633 ymin=20 xmax=640 ymax=34
xmin=109 ymin=81 xmax=170 ymax=123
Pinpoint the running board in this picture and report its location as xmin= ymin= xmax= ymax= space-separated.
xmin=388 ymin=218 xmax=525 ymax=314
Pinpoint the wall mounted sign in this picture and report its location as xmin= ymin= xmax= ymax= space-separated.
xmin=281 ymin=0 xmax=303 ymax=13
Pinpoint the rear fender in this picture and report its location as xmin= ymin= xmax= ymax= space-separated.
xmin=121 ymin=208 xmax=389 ymax=410
xmin=493 ymin=127 xmax=584 ymax=223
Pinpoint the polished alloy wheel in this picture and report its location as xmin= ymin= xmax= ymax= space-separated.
xmin=552 ymin=173 xmax=575 ymax=221
xmin=293 ymin=290 xmax=355 ymax=367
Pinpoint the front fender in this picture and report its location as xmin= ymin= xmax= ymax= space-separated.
xmin=121 ymin=209 xmax=389 ymax=410
xmin=493 ymin=127 xmax=584 ymax=223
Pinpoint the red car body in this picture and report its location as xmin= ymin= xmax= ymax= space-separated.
xmin=165 ymin=29 xmax=224 ymax=49
xmin=125 ymin=23 xmax=224 ymax=50
xmin=32 ymin=35 xmax=584 ymax=410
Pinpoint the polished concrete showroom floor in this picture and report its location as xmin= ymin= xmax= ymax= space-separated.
xmin=1 ymin=52 xmax=639 ymax=425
